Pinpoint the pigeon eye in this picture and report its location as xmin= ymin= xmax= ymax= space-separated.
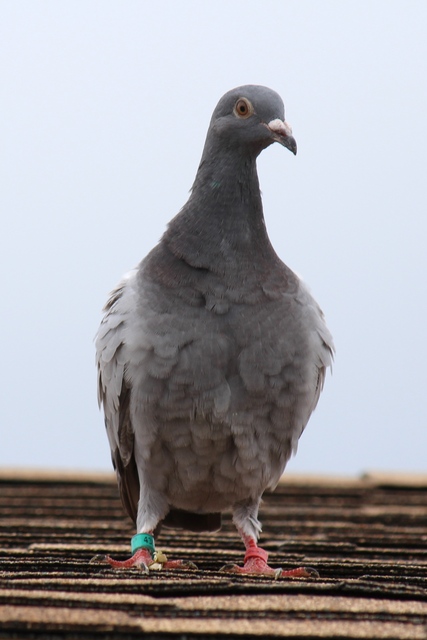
xmin=234 ymin=98 xmax=253 ymax=119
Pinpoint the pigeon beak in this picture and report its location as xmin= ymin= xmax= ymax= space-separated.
xmin=267 ymin=119 xmax=297 ymax=155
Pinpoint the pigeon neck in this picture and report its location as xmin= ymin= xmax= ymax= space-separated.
xmin=164 ymin=146 xmax=278 ymax=274
xmin=190 ymin=145 xmax=263 ymax=212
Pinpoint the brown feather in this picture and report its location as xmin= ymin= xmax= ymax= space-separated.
xmin=111 ymin=382 xmax=139 ymax=523
xmin=112 ymin=448 xmax=139 ymax=524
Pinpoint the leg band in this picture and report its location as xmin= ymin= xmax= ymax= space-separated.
xmin=131 ymin=533 xmax=155 ymax=556
xmin=244 ymin=546 xmax=269 ymax=563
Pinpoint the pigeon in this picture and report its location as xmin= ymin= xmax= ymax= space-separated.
xmin=95 ymin=85 xmax=334 ymax=578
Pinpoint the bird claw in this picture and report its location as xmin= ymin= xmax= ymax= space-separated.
xmin=89 ymin=554 xmax=108 ymax=565
xmin=220 ymin=562 xmax=239 ymax=572
xmin=90 ymin=549 xmax=197 ymax=573
xmin=220 ymin=558 xmax=319 ymax=580
xmin=150 ymin=550 xmax=197 ymax=571
xmin=136 ymin=561 xmax=150 ymax=574
xmin=90 ymin=553 xmax=149 ymax=572
xmin=90 ymin=548 xmax=152 ymax=572
xmin=161 ymin=559 xmax=198 ymax=571
xmin=90 ymin=553 xmax=149 ymax=573
xmin=280 ymin=566 xmax=320 ymax=579
xmin=274 ymin=567 xmax=283 ymax=580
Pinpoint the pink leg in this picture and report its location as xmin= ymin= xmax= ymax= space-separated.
xmin=223 ymin=532 xmax=319 ymax=579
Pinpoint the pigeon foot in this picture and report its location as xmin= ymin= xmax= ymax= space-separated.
xmin=90 ymin=548 xmax=197 ymax=572
xmin=221 ymin=545 xmax=319 ymax=579
xmin=90 ymin=547 xmax=153 ymax=572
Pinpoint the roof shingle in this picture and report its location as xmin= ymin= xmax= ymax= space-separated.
xmin=1 ymin=471 xmax=426 ymax=638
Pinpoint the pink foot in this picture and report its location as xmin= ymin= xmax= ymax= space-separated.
xmin=90 ymin=548 xmax=197 ymax=572
xmin=222 ymin=544 xmax=319 ymax=579
xmin=91 ymin=547 xmax=153 ymax=572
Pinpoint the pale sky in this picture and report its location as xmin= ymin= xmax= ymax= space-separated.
xmin=1 ymin=1 xmax=426 ymax=476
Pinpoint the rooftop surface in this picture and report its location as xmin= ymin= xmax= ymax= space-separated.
xmin=1 ymin=470 xmax=426 ymax=639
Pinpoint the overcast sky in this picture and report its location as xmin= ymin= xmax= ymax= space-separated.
xmin=1 ymin=1 xmax=426 ymax=476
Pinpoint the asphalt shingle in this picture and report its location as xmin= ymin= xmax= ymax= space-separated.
xmin=1 ymin=471 xmax=426 ymax=638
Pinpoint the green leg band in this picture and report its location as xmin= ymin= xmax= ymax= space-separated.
xmin=131 ymin=533 xmax=155 ymax=556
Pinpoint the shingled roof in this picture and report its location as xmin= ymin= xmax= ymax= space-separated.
xmin=1 ymin=470 xmax=426 ymax=638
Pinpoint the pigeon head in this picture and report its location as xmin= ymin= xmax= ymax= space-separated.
xmin=207 ymin=85 xmax=297 ymax=157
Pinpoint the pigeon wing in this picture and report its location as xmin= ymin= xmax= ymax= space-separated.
xmin=96 ymin=270 xmax=139 ymax=523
